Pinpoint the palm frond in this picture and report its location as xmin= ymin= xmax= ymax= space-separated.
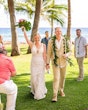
xmin=42 ymin=0 xmax=53 ymax=10
xmin=15 ymin=2 xmax=34 ymax=18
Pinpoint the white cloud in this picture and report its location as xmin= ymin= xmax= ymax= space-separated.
xmin=0 ymin=6 xmax=10 ymax=28
xmin=0 ymin=0 xmax=88 ymax=28
xmin=71 ymin=0 xmax=88 ymax=27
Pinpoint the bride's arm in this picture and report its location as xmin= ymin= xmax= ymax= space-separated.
xmin=43 ymin=44 xmax=47 ymax=64
xmin=22 ymin=27 xmax=33 ymax=48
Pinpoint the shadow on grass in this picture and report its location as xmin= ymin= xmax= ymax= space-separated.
xmin=16 ymin=73 xmax=31 ymax=76
xmin=2 ymin=74 xmax=88 ymax=110
xmin=6 ymin=47 xmax=28 ymax=55
xmin=7 ymin=48 xmax=11 ymax=53
xmin=84 ymin=62 xmax=88 ymax=64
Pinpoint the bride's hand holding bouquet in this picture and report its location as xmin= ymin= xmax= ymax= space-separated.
xmin=21 ymin=26 xmax=25 ymax=32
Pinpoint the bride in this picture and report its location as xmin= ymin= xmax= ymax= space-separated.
xmin=22 ymin=27 xmax=47 ymax=100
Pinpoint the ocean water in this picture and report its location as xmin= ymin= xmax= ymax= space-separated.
xmin=0 ymin=27 xmax=88 ymax=43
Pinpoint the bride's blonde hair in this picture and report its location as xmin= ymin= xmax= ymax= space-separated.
xmin=33 ymin=33 xmax=41 ymax=41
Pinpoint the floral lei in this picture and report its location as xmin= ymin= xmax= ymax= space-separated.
xmin=51 ymin=35 xmax=73 ymax=66
xmin=51 ymin=35 xmax=58 ymax=66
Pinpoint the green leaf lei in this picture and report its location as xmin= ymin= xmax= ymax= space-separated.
xmin=63 ymin=35 xmax=74 ymax=66
xmin=51 ymin=35 xmax=58 ymax=66
xmin=51 ymin=35 xmax=73 ymax=66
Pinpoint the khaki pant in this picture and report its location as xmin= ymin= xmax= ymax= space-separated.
xmin=52 ymin=65 xmax=66 ymax=96
xmin=0 ymin=80 xmax=17 ymax=110
xmin=76 ymin=57 xmax=84 ymax=78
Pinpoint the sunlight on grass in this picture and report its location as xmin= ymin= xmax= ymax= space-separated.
xmin=2 ymin=44 xmax=88 ymax=110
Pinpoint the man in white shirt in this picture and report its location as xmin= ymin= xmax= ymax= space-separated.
xmin=74 ymin=29 xmax=87 ymax=81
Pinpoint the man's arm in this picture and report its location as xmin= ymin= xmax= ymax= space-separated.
xmin=83 ymin=37 xmax=88 ymax=58
xmin=64 ymin=40 xmax=72 ymax=58
xmin=85 ymin=45 xmax=87 ymax=58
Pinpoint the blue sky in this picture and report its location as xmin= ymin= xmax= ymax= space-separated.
xmin=0 ymin=0 xmax=88 ymax=28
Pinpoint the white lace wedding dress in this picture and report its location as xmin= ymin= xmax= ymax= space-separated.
xmin=30 ymin=43 xmax=47 ymax=100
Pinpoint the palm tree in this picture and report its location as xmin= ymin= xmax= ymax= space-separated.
xmin=15 ymin=0 xmax=67 ymax=53
xmin=15 ymin=0 xmax=42 ymax=38
xmin=15 ymin=0 xmax=67 ymax=37
xmin=31 ymin=0 xmax=42 ymax=41
xmin=41 ymin=0 xmax=55 ymax=36
xmin=67 ymin=0 xmax=71 ymax=39
xmin=15 ymin=1 xmax=35 ymax=18
xmin=51 ymin=0 xmax=54 ymax=36
xmin=27 ymin=0 xmax=42 ymax=53
xmin=8 ymin=0 xmax=20 ymax=56
xmin=41 ymin=0 xmax=67 ymax=36
xmin=0 ymin=0 xmax=4 ymax=3
xmin=0 ymin=0 xmax=20 ymax=56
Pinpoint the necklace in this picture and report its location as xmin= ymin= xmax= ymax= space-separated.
xmin=76 ymin=37 xmax=81 ymax=55
xmin=35 ymin=43 xmax=41 ymax=53
xmin=51 ymin=35 xmax=58 ymax=66
xmin=37 ymin=49 xmax=39 ymax=53
xmin=52 ymin=35 xmax=73 ymax=66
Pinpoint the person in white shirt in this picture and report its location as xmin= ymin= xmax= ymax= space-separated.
xmin=46 ymin=27 xmax=71 ymax=102
xmin=74 ymin=29 xmax=87 ymax=81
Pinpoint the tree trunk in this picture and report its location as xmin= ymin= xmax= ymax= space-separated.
xmin=27 ymin=0 xmax=42 ymax=53
xmin=8 ymin=0 xmax=20 ymax=56
xmin=51 ymin=17 xmax=54 ymax=37
xmin=50 ymin=0 xmax=54 ymax=37
xmin=67 ymin=0 xmax=71 ymax=40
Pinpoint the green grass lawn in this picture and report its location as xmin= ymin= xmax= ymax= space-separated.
xmin=2 ymin=44 xmax=88 ymax=110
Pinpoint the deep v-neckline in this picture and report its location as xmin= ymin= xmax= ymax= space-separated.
xmin=35 ymin=43 xmax=42 ymax=49
xmin=34 ymin=43 xmax=42 ymax=53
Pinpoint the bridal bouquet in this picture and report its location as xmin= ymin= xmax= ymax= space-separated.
xmin=16 ymin=19 xmax=31 ymax=31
